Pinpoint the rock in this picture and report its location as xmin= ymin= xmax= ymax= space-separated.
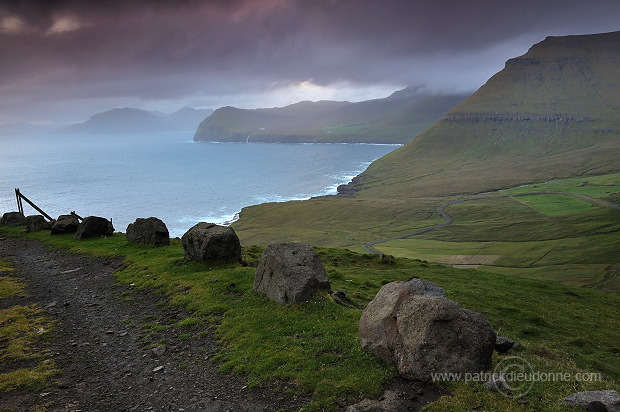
xmin=126 ymin=217 xmax=170 ymax=246
xmin=181 ymin=222 xmax=241 ymax=262
xmin=331 ymin=290 xmax=361 ymax=309
xmin=51 ymin=214 xmax=80 ymax=234
xmin=562 ymin=390 xmax=620 ymax=412
xmin=484 ymin=373 xmax=512 ymax=394
xmin=253 ymin=243 xmax=331 ymax=305
xmin=24 ymin=215 xmax=51 ymax=232
xmin=152 ymin=345 xmax=167 ymax=357
xmin=495 ymin=336 xmax=519 ymax=354
xmin=346 ymin=390 xmax=401 ymax=412
xmin=0 ymin=212 xmax=24 ymax=225
xmin=74 ymin=216 xmax=114 ymax=239
xmin=359 ymin=278 xmax=496 ymax=381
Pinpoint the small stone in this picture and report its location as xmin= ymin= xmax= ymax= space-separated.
xmin=60 ymin=267 xmax=82 ymax=274
xmin=153 ymin=366 xmax=164 ymax=373
xmin=495 ymin=336 xmax=519 ymax=354
xmin=152 ymin=346 xmax=166 ymax=357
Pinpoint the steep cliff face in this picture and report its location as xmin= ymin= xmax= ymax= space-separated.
xmin=356 ymin=31 xmax=620 ymax=197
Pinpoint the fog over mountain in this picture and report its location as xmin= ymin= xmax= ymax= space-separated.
xmin=1 ymin=0 xmax=619 ymax=124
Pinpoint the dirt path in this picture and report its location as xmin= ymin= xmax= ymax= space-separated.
xmin=0 ymin=237 xmax=308 ymax=412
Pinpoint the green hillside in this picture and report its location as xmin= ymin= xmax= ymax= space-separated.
xmin=232 ymin=32 xmax=620 ymax=291
xmin=193 ymin=88 xmax=466 ymax=144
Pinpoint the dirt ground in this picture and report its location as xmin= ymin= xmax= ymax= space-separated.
xmin=0 ymin=236 xmax=443 ymax=412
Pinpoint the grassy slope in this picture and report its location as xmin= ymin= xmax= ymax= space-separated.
xmin=232 ymin=32 xmax=620 ymax=292
xmin=375 ymin=173 xmax=620 ymax=292
xmin=1 ymin=226 xmax=618 ymax=411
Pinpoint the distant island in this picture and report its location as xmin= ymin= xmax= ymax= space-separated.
xmin=193 ymin=87 xmax=467 ymax=144
xmin=59 ymin=107 xmax=214 ymax=134
xmin=0 ymin=107 xmax=214 ymax=136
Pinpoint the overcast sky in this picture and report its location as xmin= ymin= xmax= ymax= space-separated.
xmin=1 ymin=0 xmax=619 ymax=124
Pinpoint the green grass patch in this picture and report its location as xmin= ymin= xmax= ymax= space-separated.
xmin=0 ymin=276 xmax=27 ymax=299
xmin=0 ymin=258 xmax=59 ymax=394
xmin=1 ymin=225 xmax=618 ymax=410
xmin=512 ymin=194 xmax=595 ymax=216
xmin=504 ymin=172 xmax=620 ymax=198
xmin=0 ymin=257 xmax=15 ymax=272
xmin=0 ymin=360 xmax=58 ymax=393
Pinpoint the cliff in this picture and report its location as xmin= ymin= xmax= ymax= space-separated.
xmin=193 ymin=88 xmax=467 ymax=144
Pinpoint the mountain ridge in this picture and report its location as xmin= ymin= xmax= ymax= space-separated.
xmin=193 ymin=88 xmax=467 ymax=144
xmin=58 ymin=107 xmax=214 ymax=134
xmin=232 ymin=31 xmax=620 ymax=253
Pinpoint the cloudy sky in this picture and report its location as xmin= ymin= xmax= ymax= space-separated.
xmin=1 ymin=0 xmax=619 ymax=124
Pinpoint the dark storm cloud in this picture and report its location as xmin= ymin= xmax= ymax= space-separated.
xmin=1 ymin=0 xmax=619 ymax=123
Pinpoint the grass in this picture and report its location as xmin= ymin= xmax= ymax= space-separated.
xmin=0 ymin=225 xmax=618 ymax=411
xmin=235 ymin=173 xmax=620 ymax=293
xmin=0 ymin=258 xmax=26 ymax=299
xmin=511 ymin=194 xmax=595 ymax=216
xmin=0 ymin=259 xmax=59 ymax=394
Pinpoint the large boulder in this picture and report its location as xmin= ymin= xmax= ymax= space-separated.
xmin=562 ymin=390 xmax=620 ymax=412
xmin=74 ymin=216 xmax=114 ymax=239
xmin=181 ymin=222 xmax=241 ymax=262
xmin=51 ymin=214 xmax=80 ymax=234
xmin=359 ymin=278 xmax=496 ymax=381
xmin=253 ymin=243 xmax=331 ymax=304
xmin=24 ymin=215 xmax=51 ymax=232
xmin=0 ymin=212 xmax=24 ymax=225
xmin=126 ymin=217 xmax=170 ymax=246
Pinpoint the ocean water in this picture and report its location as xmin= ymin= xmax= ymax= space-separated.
xmin=0 ymin=132 xmax=398 ymax=237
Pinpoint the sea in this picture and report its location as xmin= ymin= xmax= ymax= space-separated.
xmin=0 ymin=132 xmax=399 ymax=237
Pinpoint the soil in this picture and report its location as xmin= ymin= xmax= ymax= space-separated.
xmin=0 ymin=236 xmax=443 ymax=412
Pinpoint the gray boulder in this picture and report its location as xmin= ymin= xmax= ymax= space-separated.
xmin=181 ymin=222 xmax=241 ymax=262
xmin=51 ymin=214 xmax=80 ymax=234
xmin=562 ymin=390 xmax=620 ymax=412
xmin=75 ymin=216 xmax=114 ymax=239
xmin=254 ymin=243 xmax=331 ymax=304
xmin=1 ymin=212 xmax=24 ymax=225
xmin=24 ymin=215 xmax=51 ymax=232
xmin=359 ymin=278 xmax=496 ymax=381
xmin=126 ymin=217 xmax=170 ymax=246
xmin=495 ymin=335 xmax=519 ymax=354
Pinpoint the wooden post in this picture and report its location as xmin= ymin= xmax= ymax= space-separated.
xmin=14 ymin=188 xmax=24 ymax=217
xmin=14 ymin=188 xmax=54 ymax=222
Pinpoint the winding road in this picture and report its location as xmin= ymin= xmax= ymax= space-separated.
xmin=364 ymin=191 xmax=620 ymax=256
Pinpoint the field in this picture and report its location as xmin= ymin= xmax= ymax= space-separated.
xmin=373 ymin=173 xmax=620 ymax=292
xmin=1 ymin=224 xmax=618 ymax=411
